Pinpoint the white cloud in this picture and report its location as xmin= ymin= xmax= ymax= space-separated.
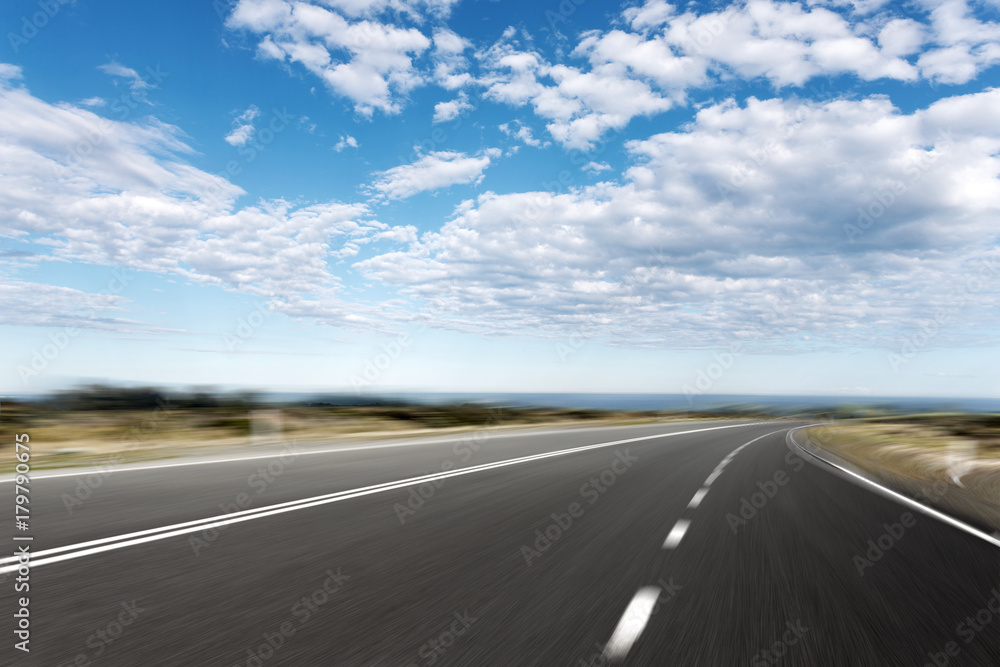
xmin=432 ymin=28 xmax=473 ymax=89
xmin=498 ymin=120 xmax=548 ymax=147
xmin=878 ymin=18 xmax=927 ymax=58
xmin=916 ymin=0 xmax=1000 ymax=84
xmin=98 ymin=62 xmax=153 ymax=90
xmin=433 ymin=92 xmax=473 ymax=123
xmin=224 ymin=105 xmax=261 ymax=146
xmin=334 ymin=134 xmax=359 ymax=151
xmin=79 ymin=96 xmax=107 ymax=108
xmin=479 ymin=37 xmax=673 ymax=150
xmin=226 ymin=0 xmax=437 ymax=116
xmin=0 ymin=64 xmax=21 ymax=82
xmin=0 ymin=74 xmax=388 ymax=330
xmin=582 ymin=161 xmax=611 ymax=174
xmin=623 ymin=0 xmax=675 ymax=31
xmin=370 ymin=149 xmax=501 ymax=199
xmin=477 ymin=0 xmax=1000 ymax=149
xmin=357 ymin=90 xmax=1000 ymax=349
xmin=375 ymin=225 xmax=419 ymax=243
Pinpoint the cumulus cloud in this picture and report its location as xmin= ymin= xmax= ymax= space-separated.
xmin=432 ymin=91 xmax=473 ymax=123
xmin=0 ymin=64 xmax=21 ymax=82
xmin=224 ymin=105 xmax=261 ymax=146
xmin=477 ymin=0 xmax=1000 ymax=147
xmin=0 ymin=73 xmax=388 ymax=331
xmin=225 ymin=0 xmax=447 ymax=115
xmin=582 ymin=161 xmax=611 ymax=174
xmin=370 ymin=149 xmax=501 ymax=199
xmin=479 ymin=36 xmax=673 ymax=150
xmin=0 ymin=280 xmax=138 ymax=331
xmin=498 ymin=120 xmax=548 ymax=147
xmin=916 ymin=0 xmax=1000 ymax=84
xmin=356 ymin=90 xmax=1000 ymax=349
xmin=98 ymin=62 xmax=154 ymax=90
xmin=432 ymin=28 xmax=473 ymax=89
xmin=334 ymin=134 xmax=359 ymax=151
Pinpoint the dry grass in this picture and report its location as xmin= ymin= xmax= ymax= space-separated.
xmin=0 ymin=402 xmax=749 ymax=473
xmin=808 ymin=416 xmax=1000 ymax=529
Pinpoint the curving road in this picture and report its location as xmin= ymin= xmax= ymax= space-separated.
xmin=1 ymin=419 xmax=998 ymax=666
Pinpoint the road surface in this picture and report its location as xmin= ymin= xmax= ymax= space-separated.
xmin=1 ymin=420 xmax=998 ymax=665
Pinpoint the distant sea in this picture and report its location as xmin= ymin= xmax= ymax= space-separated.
xmin=279 ymin=392 xmax=1000 ymax=414
xmin=6 ymin=387 xmax=997 ymax=414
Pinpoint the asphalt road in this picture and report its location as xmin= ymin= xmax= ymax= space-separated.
xmin=1 ymin=419 xmax=998 ymax=665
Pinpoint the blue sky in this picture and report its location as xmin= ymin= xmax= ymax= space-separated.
xmin=2 ymin=0 xmax=1000 ymax=398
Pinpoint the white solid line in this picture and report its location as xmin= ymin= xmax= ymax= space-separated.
xmin=663 ymin=519 xmax=690 ymax=549
xmin=688 ymin=487 xmax=709 ymax=509
xmin=704 ymin=469 xmax=722 ymax=485
xmin=603 ymin=587 xmax=661 ymax=661
xmin=0 ymin=421 xmax=762 ymax=483
xmin=788 ymin=427 xmax=1000 ymax=549
xmin=0 ymin=422 xmax=763 ymax=573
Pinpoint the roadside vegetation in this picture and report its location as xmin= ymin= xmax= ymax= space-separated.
xmin=0 ymin=385 xmax=772 ymax=471
xmin=808 ymin=414 xmax=1000 ymax=531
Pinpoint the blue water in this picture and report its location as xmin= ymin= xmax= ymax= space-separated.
xmin=288 ymin=392 xmax=1000 ymax=414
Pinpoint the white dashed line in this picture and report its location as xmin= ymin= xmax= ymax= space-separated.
xmin=603 ymin=586 xmax=662 ymax=661
xmin=663 ymin=519 xmax=690 ymax=549
xmin=687 ymin=487 xmax=709 ymax=509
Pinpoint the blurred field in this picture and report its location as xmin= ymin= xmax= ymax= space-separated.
xmin=0 ymin=386 xmax=765 ymax=472
xmin=808 ymin=414 xmax=1000 ymax=532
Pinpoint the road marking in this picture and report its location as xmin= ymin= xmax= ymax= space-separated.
xmin=788 ymin=427 xmax=1000 ymax=549
xmin=0 ymin=421 xmax=764 ymax=483
xmin=0 ymin=422 xmax=767 ymax=573
xmin=603 ymin=587 xmax=661 ymax=661
xmin=704 ymin=469 xmax=722 ymax=485
xmin=663 ymin=519 xmax=690 ymax=549
xmin=688 ymin=488 xmax=709 ymax=509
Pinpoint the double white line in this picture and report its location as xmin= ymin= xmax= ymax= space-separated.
xmin=0 ymin=422 xmax=763 ymax=574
